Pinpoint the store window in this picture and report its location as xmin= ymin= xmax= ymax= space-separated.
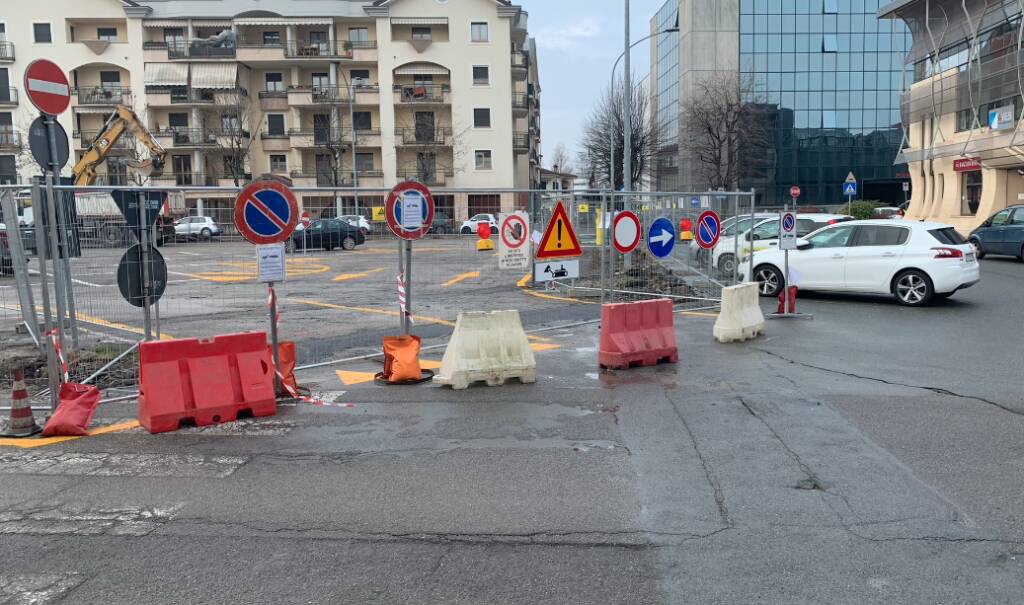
xmin=962 ymin=171 xmax=982 ymax=215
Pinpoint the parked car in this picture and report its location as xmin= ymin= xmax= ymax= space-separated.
xmin=430 ymin=211 xmax=455 ymax=234
xmin=968 ymin=204 xmax=1024 ymax=261
xmin=874 ymin=207 xmax=903 ymax=219
xmin=740 ymin=220 xmax=979 ymax=306
xmin=713 ymin=214 xmax=851 ymax=275
xmin=460 ymin=213 xmax=498 ymax=235
xmin=339 ymin=214 xmax=372 ymax=236
xmin=174 ymin=216 xmax=222 ymax=240
xmin=289 ymin=218 xmax=365 ymax=252
xmin=690 ymin=212 xmax=777 ymax=263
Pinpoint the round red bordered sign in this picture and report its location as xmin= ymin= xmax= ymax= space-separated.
xmin=385 ymin=181 xmax=435 ymax=240
xmin=612 ymin=211 xmax=642 ymax=254
xmin=301 ymin=210 xmax=311 ymax=228
xmin=500 ymin=213 xmax=528 ymax=249
xmin=696 ymin=210 xmax=721 ymax=250
xmin=24 ymin=60 xmax=71 ymax=116
xmin=790 ymin=185 xmax=801 ymax=199
xmin=233 ymin=180 xmax=299 ymax=245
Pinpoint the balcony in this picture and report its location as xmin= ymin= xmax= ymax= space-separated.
xmin=0 ymin=41 xmax=14 ymax=62
xmin=396 ymin=167 xmax=454 ymax=186
xmin=393 ymin=84 xmax=450 ymax=105
xmin=0 ymin=130 xmax=22 ymax=150
xmin=74 ymin=86 xmax=133 ymax=107
xmin=260 ymin=131 xmax=291 ymax=152
xmin=395 ymin=128 xmax=452 ymax=147
xmin=73 ymin=130 xmax=133 ymax=151
xmin=258 ymin=89 xmax=289 ymax=111
xmin=349 ymin=39 xmax=378 ymax=62
xmin=236 ymin=40 xmax=286 ymax=63
xmin=152 ymin=172 xmax=215 ymax=187
xmin=153 ymin=128 xmax=220 ymax=147
xmin=351 ymin=85 xmax=380 ymax=106
xmin=285 ymin=40 xmax=352 ymax=60
xmin=511 ymin=51 xmax=528 ymax=80
xmin=354 ymin=128 xmax=382 ymax=147
xmin=288 ymin=128 xmax=347 ymax=148
xmin=512 ymin=93 xmax=528 ymax=116
xmin=513 ymin=132 xmax=529 ymax=152
xmin=143 ymin=40 xmax=236 ymax=61
xmin=0 ymin=87 xmax=17 ymax=107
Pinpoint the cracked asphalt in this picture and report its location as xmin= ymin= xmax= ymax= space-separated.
xmin=1 ymin=259 xmax=1023 ymax=603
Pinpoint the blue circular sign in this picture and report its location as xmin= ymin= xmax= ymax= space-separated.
xmin=647 ymin=217 xmax=676 ymax=259
xmin=234 ymin=180 xmax=299 ymax=245
xmin=782 ymin=213 xmax=796 ymax=233
xmin=690 ymin=196 xmax=700 ymax=208
xmin=696 ymin=210 xmax=721 ymax=250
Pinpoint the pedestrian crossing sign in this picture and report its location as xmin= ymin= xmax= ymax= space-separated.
xmin=843 ymin=182 xmax=857 ymax=196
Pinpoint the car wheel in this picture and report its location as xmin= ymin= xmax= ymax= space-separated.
xmin=460 ymin=226 xmax=472 ymax=235
xmin=753 ymin=264 xmax=784 ymax=297
xmin=101 ymin=225 xmax=123 ymax=247
xmin=717 ymin=254 xmax=736 ymax=275
xmin=970 ymin=238 xmax=985 ymax=259
xmin=200 ymin=227 xmax=212 ymax=240
xmin=893 ymin=270 xmax=934 ymax=306
xmin=1019 ymin=243 xmax=1024 ymax=263
xmin=341 ymin=236 xmax=356 ymax=251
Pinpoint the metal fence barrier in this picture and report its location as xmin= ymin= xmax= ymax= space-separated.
xmin=0 ymin=183 xmax=753 ymax=402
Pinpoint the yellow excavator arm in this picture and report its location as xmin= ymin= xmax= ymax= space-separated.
xmin=72 ymin=105 xmax=167 ymax=186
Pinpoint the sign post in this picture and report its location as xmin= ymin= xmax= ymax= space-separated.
xmin=234 ymin=180 xmax=300 ymax=392
xmin=843 ymin=172 xmax=857 ymax=215
xmin=385 ymin=181 xmax=435 ymax=334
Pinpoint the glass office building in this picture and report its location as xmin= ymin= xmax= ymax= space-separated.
xmin=652 ymin=0 xmax=912 ymax=206
xmin=652 ymin=1 xmax=680 ymax=192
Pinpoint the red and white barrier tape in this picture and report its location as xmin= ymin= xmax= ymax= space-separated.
xmin=397 ymin=272 xmax=413 ymax=325
xmin=267 ymin=285 xmax=280 ymax=329
xmin=46 ymin=329 xmax=70 ymax=383
xmin=274 ymin=370 xmax=354 ymax=408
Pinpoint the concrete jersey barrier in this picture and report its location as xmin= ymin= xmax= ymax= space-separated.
xmin=713 ymin=283 xmax=766 ymax=343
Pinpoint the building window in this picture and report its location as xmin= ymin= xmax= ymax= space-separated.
xmin=349 ymin=28 xmax=368 ymax=43
xmin=33 ymin=23 xmax=52 ymax=43
xmin=97 ymin=27 xmax=118 ymax=42
xmin=270 ymin=154 xmax=287 ymax=173
xmin=822 ymin=35 xmax=838 ymax=53
xmin=471 ymin=22 xmax=489 ymax=43
xmin=468 ymin=194 xmax=500 ymax=215
xmin=822 ymin=110 xmax=836 ymax=129
xmin=472 ymin=65 xmax=490 ymax=86
xmin=823 ymin=0 xmax=839 ymax=14
xmin=263 ymin=31 xmax=281 ymax=46
xmin=355 ymin=152 xmax=374 ymax=171
xmin=223 ymin=155 xmax=243 ymax=176
xmin=350 ymin=69 xmax=371 ymax=85
xmin=474 ymin=150 xmax=493 ymax=170
xmin=221 ymin=114 xmax=240 ymax=133
xmin=412 ymin=27 xmax=432 ymax=41
xmin=961 ymin=171 xmax=982 ymax=215
xmin=100 ymin=71 xmax=121 ymax=89
xmin=352 ymin=111 xmax=372 ymax=130
xmin=473 ymin=108 xmax=491 ymax=128
xmin=266 ymin=114 xmax=285 ymax=136
xmin=413 ymin=74 xmax=433 ymax=87
xmin=265 ymin=73 xmax=283 ymax=92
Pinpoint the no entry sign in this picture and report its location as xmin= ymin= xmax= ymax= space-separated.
xmin=233 ymin=180 xmax=299 ymax=245
xmin=612 ymin=211 xmax=641 ymax=254
xmin=385 ymin=181 xmax=435 ymax=240
xmin=24 ymin=60 xmax=71 ymax=116
xmin=790 ymin=185 xmax=801 ymax=199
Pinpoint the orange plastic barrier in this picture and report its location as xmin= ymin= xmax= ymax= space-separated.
xmin=138 ymin=332 xmax=276 ymax=434
xmin=271 ymin=341 xmax=297 ymax=397
xmin=599 ymin=298 xmax=678 ymax=370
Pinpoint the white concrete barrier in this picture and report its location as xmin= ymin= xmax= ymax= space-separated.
xmin=434 ymin=310 xmax=536 ymax=389
xmin=713 ymin=283 xmax=766 ymax=343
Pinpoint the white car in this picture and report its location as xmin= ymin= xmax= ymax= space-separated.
xmin=713 ymin=214 xmax=850 ymax=275
xmin=689 ymin=213 xmax=776 ymax=262
xmin=174 ymin=216 xmax=222 ymax=240
xmin=460 ymin=213 xmax=498 ymax=235
xmin=340 ymin=214 xmax=372 ymax=236
xmin=739 ymin=220 xmax=979 ymax=306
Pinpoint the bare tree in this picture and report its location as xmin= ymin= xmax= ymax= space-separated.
xmin=213 ymin=89 xmax=261 ymax=186
xmin=681 ymin=72 xmax=773 ymax=191
xmin=548 ymin=143 xmax=574 ymax=175
xmin=577 ymin=74 xmax=658 ymax=190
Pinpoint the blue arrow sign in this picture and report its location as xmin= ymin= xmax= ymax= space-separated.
xmin=843 ymin=182 xmax=857 ymax=196
xmin=690 ymin=196 xmax=700 ymax=208
xmin=647 ymin=217 xmax=676 ymax=258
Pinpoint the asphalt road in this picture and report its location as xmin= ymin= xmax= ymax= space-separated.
xmin=0 ymin=257 xmax=1022 ymax=603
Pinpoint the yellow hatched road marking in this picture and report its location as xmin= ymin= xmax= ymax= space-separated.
xmin=0 ymin=305 xmax=173 ymax=341
xmin=0 ymin=420 xmax=140 ymax=449
xmin=442 ymin=271 xmax=480 ymax=287
xmin=333 ymin=268 xmax=385 ymax=282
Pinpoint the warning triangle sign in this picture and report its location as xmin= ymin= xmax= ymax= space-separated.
xmin=536 ymin=201 xmax=583 ymax=259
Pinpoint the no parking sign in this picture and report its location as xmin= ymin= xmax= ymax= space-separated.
xmin=234 ymin=180 xmax=299 ymax=245
xmin=385 ymin=181 xmax=435 ymax=240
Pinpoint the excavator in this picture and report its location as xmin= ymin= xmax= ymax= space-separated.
xmin=72 ymin=105 xmax=166 ymax=186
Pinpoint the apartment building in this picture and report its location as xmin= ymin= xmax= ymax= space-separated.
xmin=1 ymin=0 xmax=540 ymax=221
xmin=880 ymin=0 xmax=1023 ymax=232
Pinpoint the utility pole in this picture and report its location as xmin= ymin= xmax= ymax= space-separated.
xmin=623 ymin=0 xmax=632 ymax=194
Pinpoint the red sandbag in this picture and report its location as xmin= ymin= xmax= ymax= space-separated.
xmin=42 ymin=383 xmax=101 ymax=436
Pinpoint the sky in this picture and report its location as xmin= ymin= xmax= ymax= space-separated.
xmin=523 ymin=0 xmax=669 ymax=174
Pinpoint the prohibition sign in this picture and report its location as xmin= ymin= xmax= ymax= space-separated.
xmin=696 ymin=210 xmax=721 ymax=250
xmin=234 ymin=180 xmax=299 ymax=245
xmin=501 ymin=213 xmax=528 ymax=249
xmin=24 ymin=60 xmax=71 ymax=116
xmin=782 ymin=213 xmax=796 ymax=233
xmin=612 ymin=211 xmax=642 ymax=253
xmin=385 ymin=181 xmax=435 ymax=240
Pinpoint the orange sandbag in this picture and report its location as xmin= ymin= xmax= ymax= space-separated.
xmin=382 ymin=335 xmax=422 ymax=383
xmin=269 ymin=341 xmax=297 ymax=396
xmin=42 ymin=383 xmax=101 ymax=436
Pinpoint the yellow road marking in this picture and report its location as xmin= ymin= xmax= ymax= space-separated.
xmin=420 ymin=359 xmax=442 ymax=370
xmin=333 ymin=268 xmax=385 ymax=282
xmin=336 ymin=370 xmax=378 ymax=386
xmin=516 ymin=274 xmax=531 ymax=287
xmin=442 ymin=271 xmax=480 ymax=288
xmin=289 ymin=298 xmax=456 ymax=327
xmin=0 ymin=305 xmax=173 ymax=341
xmin=678 ymin=311 xmax=719 ymax=318
xmin=515 ymin=274 xmax=596 ymax=305
xmin=530 ymin=343 xmax=561 ymax=352
xmin=0 ymin=420 xmax=140 ymax=449
xmin=180 ymin=258 xmax=331 ymax=283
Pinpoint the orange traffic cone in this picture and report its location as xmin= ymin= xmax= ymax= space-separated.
xmin=2 ymin=369 xmax=42 ymax=437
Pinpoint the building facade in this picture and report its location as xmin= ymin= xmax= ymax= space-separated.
xmin=0 ymin=0 xmax=539 ymax=221
xmin=651 ymin=0 xmax=912 ymax=206
xmin=880 ymin=0 xmax=1023 ymax=232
